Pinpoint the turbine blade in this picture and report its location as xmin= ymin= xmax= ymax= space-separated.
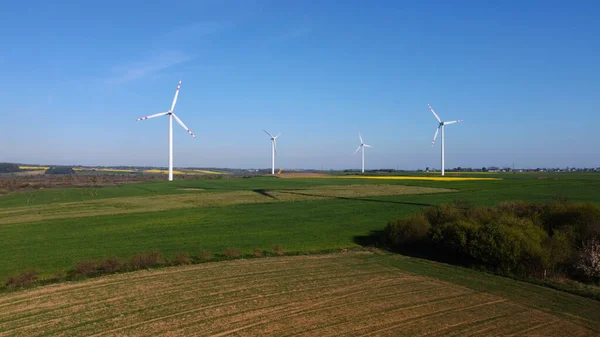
xmin=431 ymin=127 xmax=440 ymax=146
xmin=364 ymin=144 xmax=372 ymax=148
xmin=444 ymin=120 xmax=463 ymax=125
xmin=172 ymin=113 xmax=196 ymax=138
xmin=136 ymin=112 xmax=169 ymax=121
xmin=263 ymin=129 xmax=274 ymax=138
xmin=273 ymin=139 xmax=277 ymax=154
xmin=169 ymin=80 xmax=182 ymax=112
xmin=274 ymin=133 xmax=282 ymax=139
xmin=353 ymin=145 xmax=361 ymax=155
xmin=428 ymin=104 xmax=442 ymax=123
xmin=358 ymin=132 xmax=363 ymax=144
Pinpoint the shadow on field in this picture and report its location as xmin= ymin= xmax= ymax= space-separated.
xmin=277 ymin=190 xmax=434 ymax=207
xmin=253 ymin=189 xmax=277 ymax=199
xmin=353 ymin=230 xmax=385 ymax=247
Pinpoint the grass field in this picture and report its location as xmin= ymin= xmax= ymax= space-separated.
xmin=1 ymin=173 xmax=600 ymax=282
xmin=1 ymin=252 xmax=598 ymax=336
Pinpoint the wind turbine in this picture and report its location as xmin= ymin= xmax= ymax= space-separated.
xmin=263 ymin=130 xmax=281 ymax=175
xmin=136 ymin=80 xmax=196 ymax=181
xmin=428 ymin=104 xmax=463 ymax=176
xmin=353 ymin=132 xmax=372 ymax=173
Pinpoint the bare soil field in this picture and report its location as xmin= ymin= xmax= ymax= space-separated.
xmin=0 ymin=185 xmax=453 ymax=225
xmin=0 ymin=253 xmax=597 ymax=337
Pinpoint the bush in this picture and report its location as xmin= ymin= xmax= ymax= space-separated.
xmin=273 ymin=245 xmax=285 ymax=256
xmin=198 ymin=250 xmax=212 ymax=262
xmin=99 ymin=256 xmax=122 ymax=273
xmin=544 ymin=201 xmax=600 ymax=239
xmin=430 ymin=220 xmax=480 ymax=263
xmin=224 ymin=248 xmax=242 ymax=258
xmin=45 ymin=166 xmax=75 ymax=175
xmin=6 ymin=270 xmax=39 ymax=288
xmin=172 ymin=252 xmax=191 ymax=265
xmin=423 ymin=204 xmax=464 ymax=226
xmin=385 ymin=214 xmax=430 ymax=248
xmin=382 ymin=200 xmax=600 ymax=280
xmin=253 ymin=248 xmax=263 ymax=257
xmin=472 ymin=218 xmax=548 ymax=274
xmin=130 ymin=251 xmax=165 ymax=269
xmin=575 ymin=237 xmax=600 ymax=282
xmin=544 ymin=230 xmax=574 ymax=274
xmin=74 ymin=260 xmax=100 ymax=277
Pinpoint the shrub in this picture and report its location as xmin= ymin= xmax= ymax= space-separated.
xmin=385 ymin=214 xmax=430 ymax=248
xmin=467 ymin=206 xmax=496 ymax=226
xmin=130 ymin=251 xmax=165 ymax=269
xmin=575 ymin=237 xmax=600 ymax=282
xmin=430 ymin=220 xmax=480 ymax=263
xmin=224 ymin=248 xmax=242 ymax=258
xmin=198 ymin=250 xmax=213 ymax=262
xmin=544 ymin=230 xmax=574 ymax=274
xmin=273 ymin=245 xmax=285 ymax=256
xmin=172 ymin=252 xmax=192 ymax=265
xmin=6 ymin=270 xmax=39 ymax=288
xmin=480 ymin=219 xmax=548 ymax=275
xmin=99 ymin=256 xmax=122 ymax=273
xmin=253 ymin=248 xmax=263 ymax=257
xmin=423 ymin=204 xmax=463 ymax=226
xmin=496 ymin=200 xmax=544 ymax=223
xmin=74 ymin=259 xmax=100 ymax=277
xmin=544 ymin=201 xmax=600 ymax=239
xmin=45 ymin=166 xmax=75 ymax=175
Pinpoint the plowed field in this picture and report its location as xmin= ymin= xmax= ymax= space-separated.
xmin=1 ymin=253 xmax=596 ymax=336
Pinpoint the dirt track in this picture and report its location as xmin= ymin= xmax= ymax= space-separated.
xmin=0 ymin=253 xmax=595 ymax=336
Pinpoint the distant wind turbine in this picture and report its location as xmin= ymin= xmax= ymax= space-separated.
xmin=353 ymin=132 xmax=372 ymax=173
xmin=428 ymin=104 xmax=463 ymax=176
xmin=263 ymin=130 xmax=281 ymax=175
xmin=136 ymin=80 xmax=196 ymax=181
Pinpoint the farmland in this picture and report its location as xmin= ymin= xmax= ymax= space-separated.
xmin=0 ymin=172 xmax=599 ymax=335
xmin=1 ymin=253 xmax=599 ymax=336
xmin=1 ymin=173 xmax=600 ymax=282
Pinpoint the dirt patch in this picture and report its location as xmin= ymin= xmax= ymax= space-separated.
xmin=0 ymin=253 xmax=595 ymax=336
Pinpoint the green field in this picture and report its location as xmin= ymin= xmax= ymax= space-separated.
xmin=1 ymin=172 xmax=600 ymax=283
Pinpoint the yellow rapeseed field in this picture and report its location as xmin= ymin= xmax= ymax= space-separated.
xmin=340 ymin=175 xmax=501 ymax=181
xmin=72 ymin=168 xmax=135 ymax=173
xmin=18 ymin=166 xmax=49 ymax=170
xmin=144 ymin=169 xmax=186 ymax=175
xmin=193 ymin=169 xmax=224 ymax=174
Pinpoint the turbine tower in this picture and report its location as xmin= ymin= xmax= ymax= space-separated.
xmin=353 ymin=132 xmax=372 ymax=173
xmin=428 ymin=104 xmax=463 ymax=176
xmin=136 ymin=80 xmax=196 ymax=181
xmin=263 ymin=130 xmax=281 ymax=175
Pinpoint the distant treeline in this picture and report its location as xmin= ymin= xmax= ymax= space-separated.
xmin=45 ymin=167 xmax=75 ymax=175
xmin=384 ymin=200 xmax=600 ymax=285
xmin=0 ymin=163 xmax=21 ymax=173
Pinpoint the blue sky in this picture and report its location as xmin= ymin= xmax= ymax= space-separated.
xmin=1 ymin=0 xmax=598 ymax=170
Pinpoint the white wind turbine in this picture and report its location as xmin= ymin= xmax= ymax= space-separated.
xmin=353 ymin=132 xmax=372 ymax=173
xmin=136 ymin=80 xmax=196 ymax=181
xmin=428 ymin=104 xmax=463 ymax=176
xmin=263 ymin=130 xmax=281 ymax=175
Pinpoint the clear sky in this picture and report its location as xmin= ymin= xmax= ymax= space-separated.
xmin=1 ymin=0 xmax=598 ymax=170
